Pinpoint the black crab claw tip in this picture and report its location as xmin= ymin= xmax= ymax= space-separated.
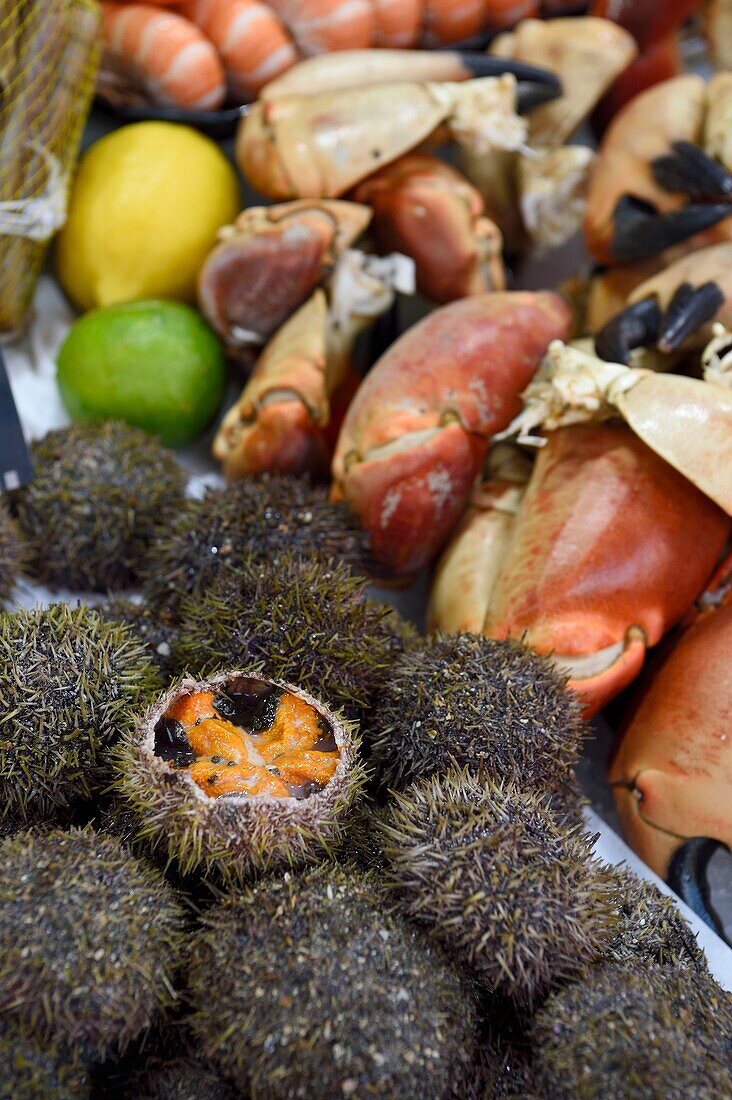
xmin=652 ymin=140 xmax=732 ymax=202
xmin=456 ymin=53 xmax=563 ymax=114
xmin=610 ymin=194 xmax=732 ymax=264
xmin=657 ymin=280 xmax=725 ymax=353
xmin=96 ymin=98 xmax=249 ymax=138
xmin=595 ymin=297 xmax=662 ymax=365
xmin=666 ymin=837 xmax=728 ymax=941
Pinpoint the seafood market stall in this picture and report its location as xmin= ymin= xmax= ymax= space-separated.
xmin=0 ymin=1 xmax=731 ymax=1095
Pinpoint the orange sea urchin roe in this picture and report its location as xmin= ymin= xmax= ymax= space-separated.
xmin=155 ymin=685 xmax=340 ymax=799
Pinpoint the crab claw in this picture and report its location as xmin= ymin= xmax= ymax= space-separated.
xmin=353 ymin=153 xmax=505 ymax=303
xmin=651 ymin=139 xmax=732 ymax=201
xmin=608 ymin=194 xmax=732 ymax=265
xmin=331 ymin=291 xmax=572 ymax=578
xmin=198 ymin=200 xmax=371 ymax=361
xmin=584 ymin=74 xmax=710 ymax=263
xmin=595 ymin=241 xmax=732 ymax=362
xmin=490 ymin=16 xmax=637 ymax=146
xmin=261 ymin=48 xmax=562 ymax=112
xmin=237 ymin=73 xmax=534 ymax=202
xmin=657 ymin=280 xmax=726 ymax=351
xmin=502 ymin=338 xmax=732 ymax=514
xmin=472 ymin=424 xmax=730 ymax=716
xmin=594 ymin=296 xmax=661 ymax=364
xmin=609 ymin=588 xmax=732 ymax=887
xmin=213 ymin=291 xmax=331 ymax=479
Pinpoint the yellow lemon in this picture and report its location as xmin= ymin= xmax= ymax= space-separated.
xmin=56 ymin=121 xmax=240 ymax=310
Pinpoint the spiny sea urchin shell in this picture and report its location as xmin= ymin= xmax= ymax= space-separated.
xmin=13 ymin=422 xmax=185 ymax=591
xmin=174 ymin=555 xmax=411 ymax=717
xmin=604 ymin=866 xmax=709 ymax=974
xmin=366 ymin=633 xmax=585 ymax=797
xmin=115 ymin=671 xmax=367 ymax=883
xmin=0 ymin=499 xmax=26 ymax=601
xmin=98 ymin=598 xmax=180 ymax=680
xmin=0 ymin=604 xmax=161 ymax=823
xmin=142 ymin=473 xmax=374 ymax=616
xmin=531 ymin=962 xmax=732 ymax=1099
xmin=187 ymin=862 xmax=478 ymax=1098
xmin=0 ymin=826 xmax=185 ymax=1062
xmin=0 ymin=1019 xmax=89 ymax=1100
xmin=114 ymin=1049 xmax=237 ymax=1100
xmin=377 ymin=768 xmax=618 ymax=1005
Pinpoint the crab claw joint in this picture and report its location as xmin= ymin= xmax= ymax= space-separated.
xmin=498 ymin=339 xmax=732 ymax=514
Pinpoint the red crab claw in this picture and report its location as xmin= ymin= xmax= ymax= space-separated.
xmin=213 ymin=291 xmax=331 ymax=479
xmin=353 ymin=153 xmax=505 ymax=303
xmin=472 ymin=424 xmax=730 ymax=716
xmin=609 ymin=582 xmax=732 ymax=906
xmin=331 ymin=291 xmax=572 ymax=579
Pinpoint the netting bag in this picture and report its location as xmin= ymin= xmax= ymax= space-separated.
xmin=0 ymin=0 xmax=100 ymax=337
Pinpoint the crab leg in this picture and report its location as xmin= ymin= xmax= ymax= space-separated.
xmin=331 ymin=290 xmax=571 ymax=578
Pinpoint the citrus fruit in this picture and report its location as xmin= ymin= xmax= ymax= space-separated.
xmin=56 ymin=300 xmax=227 ymax=447
xmin=55 ymin=121 xmax=240 ymax=310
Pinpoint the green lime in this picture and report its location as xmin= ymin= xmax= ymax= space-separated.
xmin=57 ymin=300 xmax=227 ymax=447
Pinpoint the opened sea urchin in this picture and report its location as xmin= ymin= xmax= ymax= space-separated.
xmin=0 ymin=604 xmax=161 ymax=823
xmin=188 ymin=863 xmax=478 ymax=1098
xmin=174 ymin=555 xmax=410 ymax=717
xmin=14 ymin=421 xmax=185 ymax=590
xmin=377 ymin=768 xmax=617 ymax=1005
xmin=531 ymin=962 xmax=732 ymax=1099
xmin=366 ymin=633 xmax=585 ymax=799
xmin=142 ymin=473 xmax=374 ymax=615
xmin=116 ymin=670 xmax=366 ymax=882
xmin=0 ymin=826 xmax=185 ymax=1062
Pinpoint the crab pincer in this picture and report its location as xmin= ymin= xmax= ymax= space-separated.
xmin=430 ymin=424 xmax=730 ymax=716
xmin=331 ymin=291 xmax=572 ymax=579
xmin=585 ymin=72 xmax=732 ymax=265
xmin=609 ymin=568 xmax=732 ymax=929
xmin=593 ymin=241 xmax=732 ymax=363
